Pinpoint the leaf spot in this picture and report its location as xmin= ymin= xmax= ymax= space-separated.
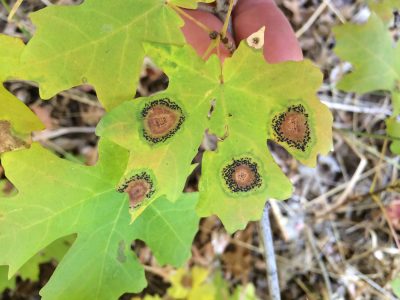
xmin=117 ymin=172 xmax=155 ymax=208
xmin=141 ymin=98 xmax=185 ymax=144
xmin=272 ymin=104 xmax=311 ymax=152
xmin=222 ymin=157 xmax=262 ymax=193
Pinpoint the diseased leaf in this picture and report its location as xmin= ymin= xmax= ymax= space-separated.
xmin=16 ymin=0 xmax=186 ymax=110
xmin=97 ymin=45 xmax=219 ymax=212
xmin=198 ymin=44 xmax=331 ymax=232
xmin=0 ymin=139 xmax=200 ymax=300
xmin=100 ymin=43 xmax=332 ymax=233
xmin=0 ymin=34 xmax=44 ymax=152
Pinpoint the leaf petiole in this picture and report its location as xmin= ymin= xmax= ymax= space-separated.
xmin=167 ymin=1 xmax=213 ymax=34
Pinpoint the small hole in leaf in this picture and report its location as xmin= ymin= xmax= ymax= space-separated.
xmin=246 ymin=26 xmax=265 ymax=49
xmin=141 ymin=98 xmax=185 ymax=144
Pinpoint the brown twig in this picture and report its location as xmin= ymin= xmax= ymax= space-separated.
xmin=315 ymin=181 xmax=400 ymax=218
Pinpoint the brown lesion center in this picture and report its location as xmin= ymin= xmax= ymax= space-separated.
xmin=145 ymin=105 xmax=178 ymax=138
xmin=222 ymin=157 xmax=262 ymax=193
xmin=124 ymin=179 xmax=151 ymax=208
xmin=232 ymin=164 xmax=256 ymax=189
xmin=280 ymin=112 xmax=307 ymax=142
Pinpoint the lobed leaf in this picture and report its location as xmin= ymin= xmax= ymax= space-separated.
xmin=16 ymin=0 xmax=186 ymax=110
xmin=0 ymin=139 xmax=200 ymax=300
xmin=100 ymin=42 xmax=332 ymax=233
xmin=97 ymin=45 xmax=220 ymax=213
xmin=198 ymin=43 xmax=331 ymax=231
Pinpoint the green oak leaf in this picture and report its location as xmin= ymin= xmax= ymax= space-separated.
xmin=0 ymin=34 xmax=44 ymax=153
xmin=16 ymin=0 xmax=186 ymax=110
xmin=99 ymin=42 xmax=332 ymax=233
xmin=0 ymin=140 xmax=200 ymax=299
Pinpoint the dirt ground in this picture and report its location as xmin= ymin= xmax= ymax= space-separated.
xmin=1 ymin=0 xmax=400 ymax=299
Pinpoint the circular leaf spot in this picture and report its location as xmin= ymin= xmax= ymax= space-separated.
xmin=272 ymin=104 xmax=311 ymax=152
xmin=222 ymin=157 xmax=262 ymax=193
xmin=141 ymin=98 xmax=185 ymax=144
xmin=117 ymin=172 xmax=155 ymax=208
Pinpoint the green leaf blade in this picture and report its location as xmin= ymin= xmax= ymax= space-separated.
xmin=1 ymin=138 xmax=201 ymax=299
xmin=197 ymin=43 xmax=332 ymax=232
xmin=132 ymin=193 xmax=200 ymax=266
xmin=19 ymin=0 xmax=185 ymax=110
xmin=97 ymin=45 xmax=220 ymax=207
xmin=333 ymin=13 xmax=400 ymax=94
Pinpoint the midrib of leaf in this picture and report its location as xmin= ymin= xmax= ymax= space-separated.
xmin=94 ymin=199 xmax=126 ymax=300
xmin=3 ymin=188 xmax=115 ymax=233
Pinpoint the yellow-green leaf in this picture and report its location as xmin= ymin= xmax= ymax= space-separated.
xmin=17 ymin=0 xmax=186 ymax=110
xmin=100 ymin=42 xmax=332 ymax=233
xmin=0 ymin=139 xmax=200 ymax=300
